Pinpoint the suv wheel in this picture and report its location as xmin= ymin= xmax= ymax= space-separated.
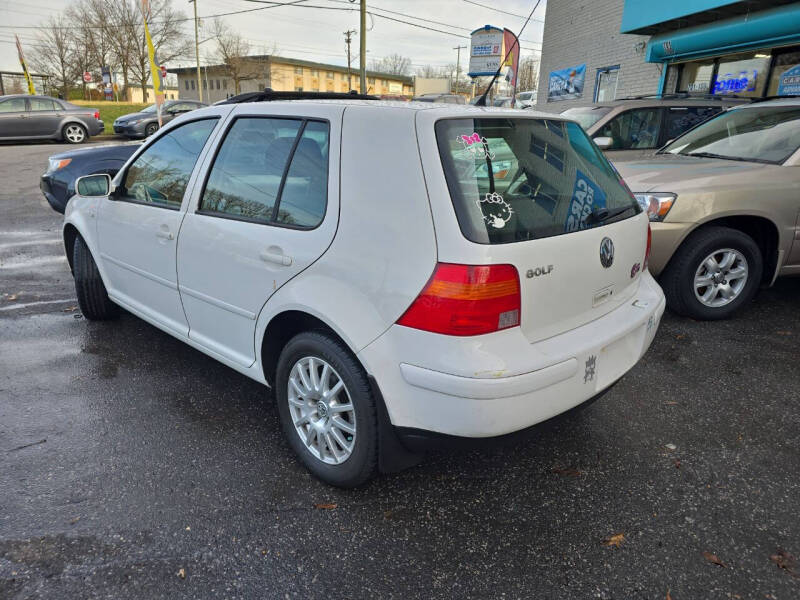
xmin=275 ymin=331 xmax=378 ymax=487
xmin=62 ymin=123 xmax=87 ymax=144
xmin=73 ymin=235 xmax=119 ymax=320
xmin=145 ymin=122 xmax=159 ymax=137
xmin=661 ymin=226 xmax=762 ymax=320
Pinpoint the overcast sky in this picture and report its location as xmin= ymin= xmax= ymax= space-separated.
xmin=1 ymin=0 xmax=546 ymax=77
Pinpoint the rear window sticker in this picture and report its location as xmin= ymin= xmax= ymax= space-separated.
xmin=564 ymin=169 xmax=607 ymax=233
xmin=457 ymin=132 xmax=495 ymax=159
xmin=477 ymin=192 xmax=513 ymax=229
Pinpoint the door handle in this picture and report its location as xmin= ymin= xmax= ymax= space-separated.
xmin=260 ymin=249 xmax=292 ymax=266
xmin=155 ymin=230 xmax=174 ymax=240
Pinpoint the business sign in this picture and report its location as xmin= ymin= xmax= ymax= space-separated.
xmin=547 ymin=64 xmax=586 ymax=101
xmin=778 ymin=64 xmax=800 ymax=96
xmin=713 ymin=69 xmax=757 ymax=94
xmin=468 ymin=25 xmax=504 ymax=77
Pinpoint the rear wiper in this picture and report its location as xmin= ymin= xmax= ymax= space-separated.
xmin=685 ymin=151 xmax=774 ymax=164
xmin=588 ymin=205 xmax=634 ymax=224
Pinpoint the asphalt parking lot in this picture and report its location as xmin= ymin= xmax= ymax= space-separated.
xmin=1 ymin=142 xmax=799 ymax=600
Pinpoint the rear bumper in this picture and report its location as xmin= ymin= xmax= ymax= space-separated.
xmin=358 ymin=271 xmax=665 ymax=438
xmin=90 ymin=120 xmax=104 ymax=136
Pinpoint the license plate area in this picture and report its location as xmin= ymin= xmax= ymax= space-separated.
xmin=595 ymin=325 xmax=645 ymax=389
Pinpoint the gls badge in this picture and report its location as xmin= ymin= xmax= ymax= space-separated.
xmin=527 ymin=265 xmax=554 ymax=278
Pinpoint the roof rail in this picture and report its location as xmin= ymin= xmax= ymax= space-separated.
xmin=217 ymin=88 xmax=379 ymax=104
xmin=617 ymin=92 xmax=750 ymax=101
xmin=752 ymin=94 xmax=800 ymax=103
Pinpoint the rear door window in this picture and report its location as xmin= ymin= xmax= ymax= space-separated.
xmin=662 ymin=106 xmax=721 ymax=142
xmin=436 ymin=118 xmax=640 ymax=244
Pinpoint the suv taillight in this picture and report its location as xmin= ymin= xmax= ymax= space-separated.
xmin=643 ymin=223 xmax=652 ymax=270
xmin=396 ymin=263 xmax=520 ymax=336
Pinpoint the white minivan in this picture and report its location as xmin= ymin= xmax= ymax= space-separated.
xmin=65 ymin=93 xmax=665 ymax=486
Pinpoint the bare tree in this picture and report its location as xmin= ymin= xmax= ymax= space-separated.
xmin=31 ymin=15 xmax=79 ymax=99
xmin=415 ymin=64 xmax=449 ymax=78
xmin=211 ymin=18 xmax=267 ymax=94
xmin=128 ymin=0 xmax=191 ymax=99
xmin=516 ymin=56 xmax=539 ymax=92
xmin=369 ymin=53 xmax=411 ymax=76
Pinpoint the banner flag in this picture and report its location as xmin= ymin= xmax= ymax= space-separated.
xmin=141 ymin=0 xmax=165 ymax=125
xmin=15 ymin=35 xmax=36 ymax=95
xmin=502 ymin=28 xmax=519 ymax=87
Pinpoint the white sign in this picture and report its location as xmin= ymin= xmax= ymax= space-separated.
xmin=468 ymin=26 xmax=503 ymax=77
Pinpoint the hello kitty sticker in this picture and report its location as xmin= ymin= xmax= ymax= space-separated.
xmin=477 ymin=192 xmax=513 ymax=229
xmin=457 ymin=132 xmax=495 ymax=159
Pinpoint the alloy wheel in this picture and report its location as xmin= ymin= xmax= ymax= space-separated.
xmin=287 ymin=356 xmax=356 ymax=465
xmin=693 ymin=248 xmax=749 ymax=308
xmin=65 ymin=125 xmax=85 ymax=143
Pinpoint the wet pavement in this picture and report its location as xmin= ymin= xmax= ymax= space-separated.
xmin=1 ymin=143 xmax=799 ymax=599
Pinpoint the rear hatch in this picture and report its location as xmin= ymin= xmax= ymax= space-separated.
xmin=433 ymin=115 xmax=649 ymax=343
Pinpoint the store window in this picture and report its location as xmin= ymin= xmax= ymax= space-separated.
xmin=713 ymin=51 xmax=771 ymax=97
xmin=767 ymin=47 xmax=800 ymax=96
xmin=678 ymin=59 xmax=715 ymax=94
xmin=294 ymin=67 xmax=303 ymax=75
xmin=594 ymin=65 xmax=619 ymax=102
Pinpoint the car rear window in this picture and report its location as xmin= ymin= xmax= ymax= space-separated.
xmin=436 ymin=118 xmax=641 ymax=244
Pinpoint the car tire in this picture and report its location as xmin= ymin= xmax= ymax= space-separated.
xmin=275 ymin=331 xmax=378 ymax=488
xmin=62 ymin=123 xmax=87 ymax=144
xmin=73 ymin=235 xmax=119 ymax=321
xmin=661 ymin=226 xmax=762 ymax=320
xmin=145 ymin=122 xmax=159 ymax=137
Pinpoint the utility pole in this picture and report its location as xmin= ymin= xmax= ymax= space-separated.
xmin=359 ymin=0 xmax=366 ymax=94
xmin=453 ymin=45 xmax=466 ymax=94
xmin=189 ymin=0 xmax=202 ymax=102
xmin=344 ymin=29 xmax=355 ymax=91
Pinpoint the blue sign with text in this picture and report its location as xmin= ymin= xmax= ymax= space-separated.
xmin=564 ymin=170 xmax=606 ymax=233
xmin=548 ymin=64 xmax=586 ymax=102
xmin=778 ymin=64 xmax=800 ymax=96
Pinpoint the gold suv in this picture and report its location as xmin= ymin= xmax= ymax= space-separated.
xmin=616 ymin=98 xmax=800 ymax=319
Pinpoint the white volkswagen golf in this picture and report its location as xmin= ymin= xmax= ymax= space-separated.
xmin=65 ymin=93 xmax=665 ymax=487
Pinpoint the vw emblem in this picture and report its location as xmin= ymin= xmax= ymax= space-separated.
xmin=599 ymin=237 xmax=614 ymax=268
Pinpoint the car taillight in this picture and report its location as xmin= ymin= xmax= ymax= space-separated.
xmin=93 ymin=111 xmax=100 ymax=119
xmin=396 ymin=263 xmax=520 ymax=336
xmin=643 ymin=223 xmax=652 ymax=270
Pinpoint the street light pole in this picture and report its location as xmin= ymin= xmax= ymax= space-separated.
xmin=344 ymin=29 xmax=355 ymax=92
xmin=190 ymin=0 xmax=202 ymax=102
xmin=359 ymin=0 xmax=366 ymax=94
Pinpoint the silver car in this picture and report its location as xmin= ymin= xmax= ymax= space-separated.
xmin=0 ymin=95 xmax=104 ymax=144
xmin=112 ymin=100 xmax=207 ymax=138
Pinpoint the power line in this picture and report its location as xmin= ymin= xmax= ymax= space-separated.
xmin=462 ymin=0 xmax=544 ymax=23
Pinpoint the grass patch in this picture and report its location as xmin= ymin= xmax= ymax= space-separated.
xmin=72 ymin=101 xmax=150 ymax=134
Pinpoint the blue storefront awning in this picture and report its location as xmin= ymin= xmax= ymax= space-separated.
xmin=645 ymin=2 xmax=800 ymax=63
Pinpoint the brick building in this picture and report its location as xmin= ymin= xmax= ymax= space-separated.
xmin=536 ymin=1 xmax=800 ymax=111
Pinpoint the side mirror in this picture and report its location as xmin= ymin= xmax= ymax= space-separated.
xmin=593 ymin=136 xmax=613 ymax=150
xmin=76 ymin=173 xmax=112 ymax=197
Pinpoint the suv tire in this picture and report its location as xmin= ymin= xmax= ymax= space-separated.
xmin=661 ymin=226 xmax=762 ymax=320
xmin=275 ymin=331 xmax=378 ymax=487
xmin=73 ymin=235 xmax=119 ymax=320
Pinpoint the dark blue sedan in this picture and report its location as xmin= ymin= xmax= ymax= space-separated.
xmin=40 ymin=142 xmax=140 ymax=213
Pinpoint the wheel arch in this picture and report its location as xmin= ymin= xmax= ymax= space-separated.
xmin=63 ymin=223 xmax=79 ymax=274
xmin=664 ymin=215 xmax=781 ymax=286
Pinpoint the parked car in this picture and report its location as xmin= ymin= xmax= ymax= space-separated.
xmin=40 ymin=142 xmax=141 ymax=213
xmin=0 ymin=94 xmax=103 ymax=144
xmin=492 ymin=96 xmax=513 ymax=108
xmin=112 ymin=100 xmax=207 ymax=138
xmin=616 ymin=97 xmax=800 ymax=320
xmin=516 ymin=90 xmax=537 ymax=108
xmin=412 ymin=93 xmax=466 ymax=104
xmin=561 ymin=96 xmax=749 ymax=162
xmin=63 ymin=93 xmax=664 ymax=486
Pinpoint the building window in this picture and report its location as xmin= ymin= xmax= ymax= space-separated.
xmin=381 ymin=79 xmax=388 ymax=87
xmin=203 ymin=79 xmax=207 ymax=89
xmin=713 ymin=51 xmax=771 ymax=97
xmin=677 ymin=58 xmax=715 ymax=94
xmin=216 ymin=79 xmax=220 ymax=90
xmin=311 ymin=69 xmax=319 ymax=77
xmin=184 ymin=80 xmax=189 ymax=90
xmin=295 ymin=67 xmax=304 ymax=75
xmin=295 ymin=86 xmax=303 ymax=91
xmin=223 ymin=79 xmax=227 ymax=90
xmin=594 ymin=65 xmax=619 ymax=102
xmin=767 ymin=46 xmax=800 ymax=96
xmin=368 ymin=77 xmax=375 ymax=84
xmin=191 ymin=79 xmax=195 ymax=90
xmin=326 ymin=72 xmax=334 ymax=79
